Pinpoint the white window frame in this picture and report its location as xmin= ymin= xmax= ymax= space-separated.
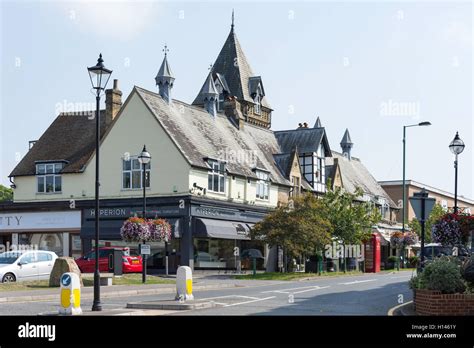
xmin=207 ymin=160 xmax=226 ymax=193
xmin=122 ymin=157 xmax=150 ymax=190
xmin=254 ymin=94 xmax=261 ymax=115
xmin=256 ymin=170 xmax=269 ymax=200
xmin=36 ymin=163 xmax=63 ymax=193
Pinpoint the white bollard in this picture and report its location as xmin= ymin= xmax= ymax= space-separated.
xmin=175 ymin=266 xmax=194 ymax=301
xmin=58 ymin=272 xmax=82 ymax=315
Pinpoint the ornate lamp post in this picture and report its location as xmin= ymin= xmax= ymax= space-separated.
xmin=138 ymin=145 xmax=151 ymax=283
xmin=88 ymin=54 xmax=112 ymax=312
xmin=449 ymin=132 xmax=465 ymax=214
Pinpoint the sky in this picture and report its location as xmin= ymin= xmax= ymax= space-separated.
xmin=1 ymin=0 xmax=473 ymax=199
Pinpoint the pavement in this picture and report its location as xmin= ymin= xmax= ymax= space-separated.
xmin=0 ymin=270 xmax=415 ymax=315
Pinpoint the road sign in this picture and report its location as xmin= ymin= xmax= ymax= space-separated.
xmin=409 ymin=189 xmax=436 ymax=221
xmin=139 ymin=244 xmax=151 ymax=255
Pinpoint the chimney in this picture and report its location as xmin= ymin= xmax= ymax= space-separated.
xmin=105 ymin=79 xmax=122 ymax=125
xmin=303 ymin=122 xmax=308 ymax=128
xmin=224 ymin=96 xmax=245 ymax=129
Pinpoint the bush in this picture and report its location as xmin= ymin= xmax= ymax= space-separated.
xmin=387 ymin=256 xmax=398 ymax=263
xmin=408 ymin=256 xmax=419 ymax=267
xmin=420 ymin=256 xmax=466 ymax=294
xmin=408 ymin=274 xmax=421 ymax=290
xmin=461 ymin=256 xmax=474 ymax=283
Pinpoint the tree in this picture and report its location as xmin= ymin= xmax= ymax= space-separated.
xmin=321 ymin=187 xmax=381 ymax=272
xmin=251 ymin=193 xmax=332 ymax=271
xmin=0 ymin=185 xmax=13 ymax=202
xmin=408 ymin=204 xmax=445 ymax=243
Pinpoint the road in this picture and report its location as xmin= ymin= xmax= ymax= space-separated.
xmin=0 ymin=271 xmax=414 ymax=315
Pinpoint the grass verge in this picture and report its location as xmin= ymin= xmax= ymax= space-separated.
xmin=0 ymin=274 xmax=174 ymax=292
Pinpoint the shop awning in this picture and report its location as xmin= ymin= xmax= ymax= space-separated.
xmin=194 ymin=218 xmax=252 ymax=240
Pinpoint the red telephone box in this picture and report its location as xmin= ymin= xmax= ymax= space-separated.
xmin=364 ymin=233 xmax=381 ymax=273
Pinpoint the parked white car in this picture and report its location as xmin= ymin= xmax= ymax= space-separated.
xmin=0 ymin=250 xmax=58 ymax=283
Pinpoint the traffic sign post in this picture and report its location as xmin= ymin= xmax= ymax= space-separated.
xmin=409 ymin=188 xmax=436 ymax=271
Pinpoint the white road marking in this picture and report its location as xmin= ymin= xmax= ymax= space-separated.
xmin=262 ymin=285 xmax=330 ymax=294
xmin=339 ymin=279 xmax=377 ymax=285
xmin=199 ymin=294 xmax=260 ymax=301
xmin=389 ymin=275 xmax=412 ymax=279
xmin=222 ymin=296 xmax=276 ymax=307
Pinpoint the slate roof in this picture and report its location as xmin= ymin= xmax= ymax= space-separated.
xmin=326 ymin=151 xmax=397 ymax=208
xmin=340 ymin=128 xmax=353 ymax=145
xmin=192 ymin=27 xmax=270 ymax=108
xmin=274 ymin=127 xmax=332 ymax=156
xmin=9 ymin=111 xmax=108 ymax=177
xmin=135 ymin=86 xmax=289 ymax=186
xmin=155 ymin=55 xmax=174 ymax=80
xmin=273 ymin=152 xmax=312 ymax=191
xmin=197 ymin=72 xmax=219 ymax=98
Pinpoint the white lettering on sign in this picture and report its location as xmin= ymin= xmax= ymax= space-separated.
xmin=195 ymin=208 xmax=220 ymax=216
xmin=90 ymin=208 xmax=127 ymax=217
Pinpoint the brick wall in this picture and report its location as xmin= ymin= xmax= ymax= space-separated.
xmin=414 ymin=289 xmax=474 ymax=315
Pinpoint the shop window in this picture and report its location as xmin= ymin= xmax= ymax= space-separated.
xmin=36 ymin=163 xmax=63 ymax=193
xmin=122 ymin=157 xmax=150 ymax=189
xmin=207 ymin=160 xmax=226 ymax=193
xmin=256 ymin=170 xmax=269 ymax=200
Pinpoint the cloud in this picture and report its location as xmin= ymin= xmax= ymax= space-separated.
xmin=58 ymin=0 xmax=160 ymax=41
xmin=443 ymin=21 xmax=473 ymax=49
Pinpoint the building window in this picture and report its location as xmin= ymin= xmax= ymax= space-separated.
xmin=36 ymin=163 xmax=63 ymax=193
xmin=256 ymin=170 xmax=269 ymax=200
xmin=122 ymin=158 xmax=150 ymax=189
xmin=215 ymin=81 xmax=225 ymax=112
xmin=290 ymin=176 xmax=300 ymax=197
xmin=254 ymin=95 xmax=261 ymax=115
xmin=208 ymin=160 xmax=226 ymax=193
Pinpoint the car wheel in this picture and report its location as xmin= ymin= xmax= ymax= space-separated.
xmin=2 ymin=273 xmax=16 ymax=283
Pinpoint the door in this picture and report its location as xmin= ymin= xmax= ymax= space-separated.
xmin=17 ymin=252 xmax=39 ymax=281
xmin=37 ymin=252 xmax=54 ymax=280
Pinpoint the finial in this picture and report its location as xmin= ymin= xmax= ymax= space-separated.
xmin=231 ymin=9 xmax=234 ymax=30
xmin=208 ymin=63 xmax=213 ymax=71
xmin=163 ymin=44 xmax=169 ymax=57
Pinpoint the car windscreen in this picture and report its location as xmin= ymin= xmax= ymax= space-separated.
xmin=0 ymin=252 xmax=21 ymax=264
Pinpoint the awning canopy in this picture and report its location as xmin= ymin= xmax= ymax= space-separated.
xmin=194 ymin=218 xmax=252 ymax=240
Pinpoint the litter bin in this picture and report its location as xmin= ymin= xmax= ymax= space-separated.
xmin=108 ymin=249 xmax=123 ymax=276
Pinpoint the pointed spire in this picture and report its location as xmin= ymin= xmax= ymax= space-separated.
xmin=340 ymin=128 xmax=353 ymax=160
xmin=314 ymin=116 xmax=322 ymax=128
xmin=197 ymin=71 xmax=218 ymax=117
xmin=155 ymin=44 xmax=175 ymax=103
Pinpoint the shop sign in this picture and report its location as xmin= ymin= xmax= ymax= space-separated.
xmin=0 ymin=211 xmax=81 ymax=231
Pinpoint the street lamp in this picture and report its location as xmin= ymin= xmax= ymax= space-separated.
xmin=449 ymin=132 xmax=465 ymax=214
xmin=88 ymin=54 xmax=112 ymax=312
xmin=138 ymin=145 xmax=151 ymax=283
xmin=402 ymin=122 xmax=431 ymax=233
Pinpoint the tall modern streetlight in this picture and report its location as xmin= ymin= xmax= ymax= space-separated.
xmin=138 ymin=145 xmax=151 ymax=283
xmin=449 ymin=132 xmax=465 ymax=214
xmin=88 ymin=54 xmax=112 ymax=312
xmin=402 ymin=122 xmax=431 ymax=234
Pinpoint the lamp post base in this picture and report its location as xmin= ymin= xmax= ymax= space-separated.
xmin=92 ymin=271 xmax=102 ymax=311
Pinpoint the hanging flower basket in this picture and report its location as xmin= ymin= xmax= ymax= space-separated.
xmin=432 ymin=213 xmax=472 ymax=247
xmin=120 ymin=217 xmax=172 ymax=243
xmin=148 ymin=218 xmax=172 ymax=242
xmin=390 ymin=231 xmax=418 ymax=248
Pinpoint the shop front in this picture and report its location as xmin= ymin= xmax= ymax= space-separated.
xmin=0 ymin=210 xmax=82 ymax=257
xmin=80 ymin=196 xmax=272 ymax=273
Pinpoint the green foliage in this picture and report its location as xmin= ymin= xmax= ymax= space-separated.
xmin=418 ymin=256 xmax=466 ymax=294
xmin=408 ymin=256 xmax=419 ymax=267
xmin=387 ymin=256 xmax=398 ymax=263
xmin=408 ymin=204 xmax=446 ymax=243
xmin=251 ymin=193 xmax=332 ymax=257
xmin=321 ymin=187 xmax=381 ymax=245
xmin=0 ymin=185 xmax=13 ymax=202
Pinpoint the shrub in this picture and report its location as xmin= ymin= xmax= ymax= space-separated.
xmin=461 ymin=256 xmax=474 ymax=284
xmin=420 ymin=256 xmax=465 ymax=294
xmin=387 ymin=256 xmax=398 ymax=263
xmin=408 ymin=274 xmax=421 ymax=290
xmin=408 ymin=256 xmax=419 ymax=267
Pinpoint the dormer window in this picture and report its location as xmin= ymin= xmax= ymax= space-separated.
xmin=254 ymin=94 xmax=261 ymax=115
xmin=215 ymin=80 xmax=225 ymax=111
xmin=255 ymin=170 xmax=269 ymax=200
xmin=36 ymin=163 xmax=64 ymax=193
xmin=208 ymin=160 xmax=226 ymax=193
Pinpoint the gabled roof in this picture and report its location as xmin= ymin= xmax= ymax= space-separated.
xmin=274 ymin=127 xmax=332 ymax=156
xmin=134 ymin=86 xmax=289 ymax=186
xmin=9 ymin=111 xmax=108 ymax=177
xmin=273 ymin=151 xmax=312 ymax=190
xmin=326 ymin=151 xmax=397 ymax=208
xmin=193 ymin=27 xmax=270 ymax=108
xmin=197 ymin=72 xmax=219 ymax=98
